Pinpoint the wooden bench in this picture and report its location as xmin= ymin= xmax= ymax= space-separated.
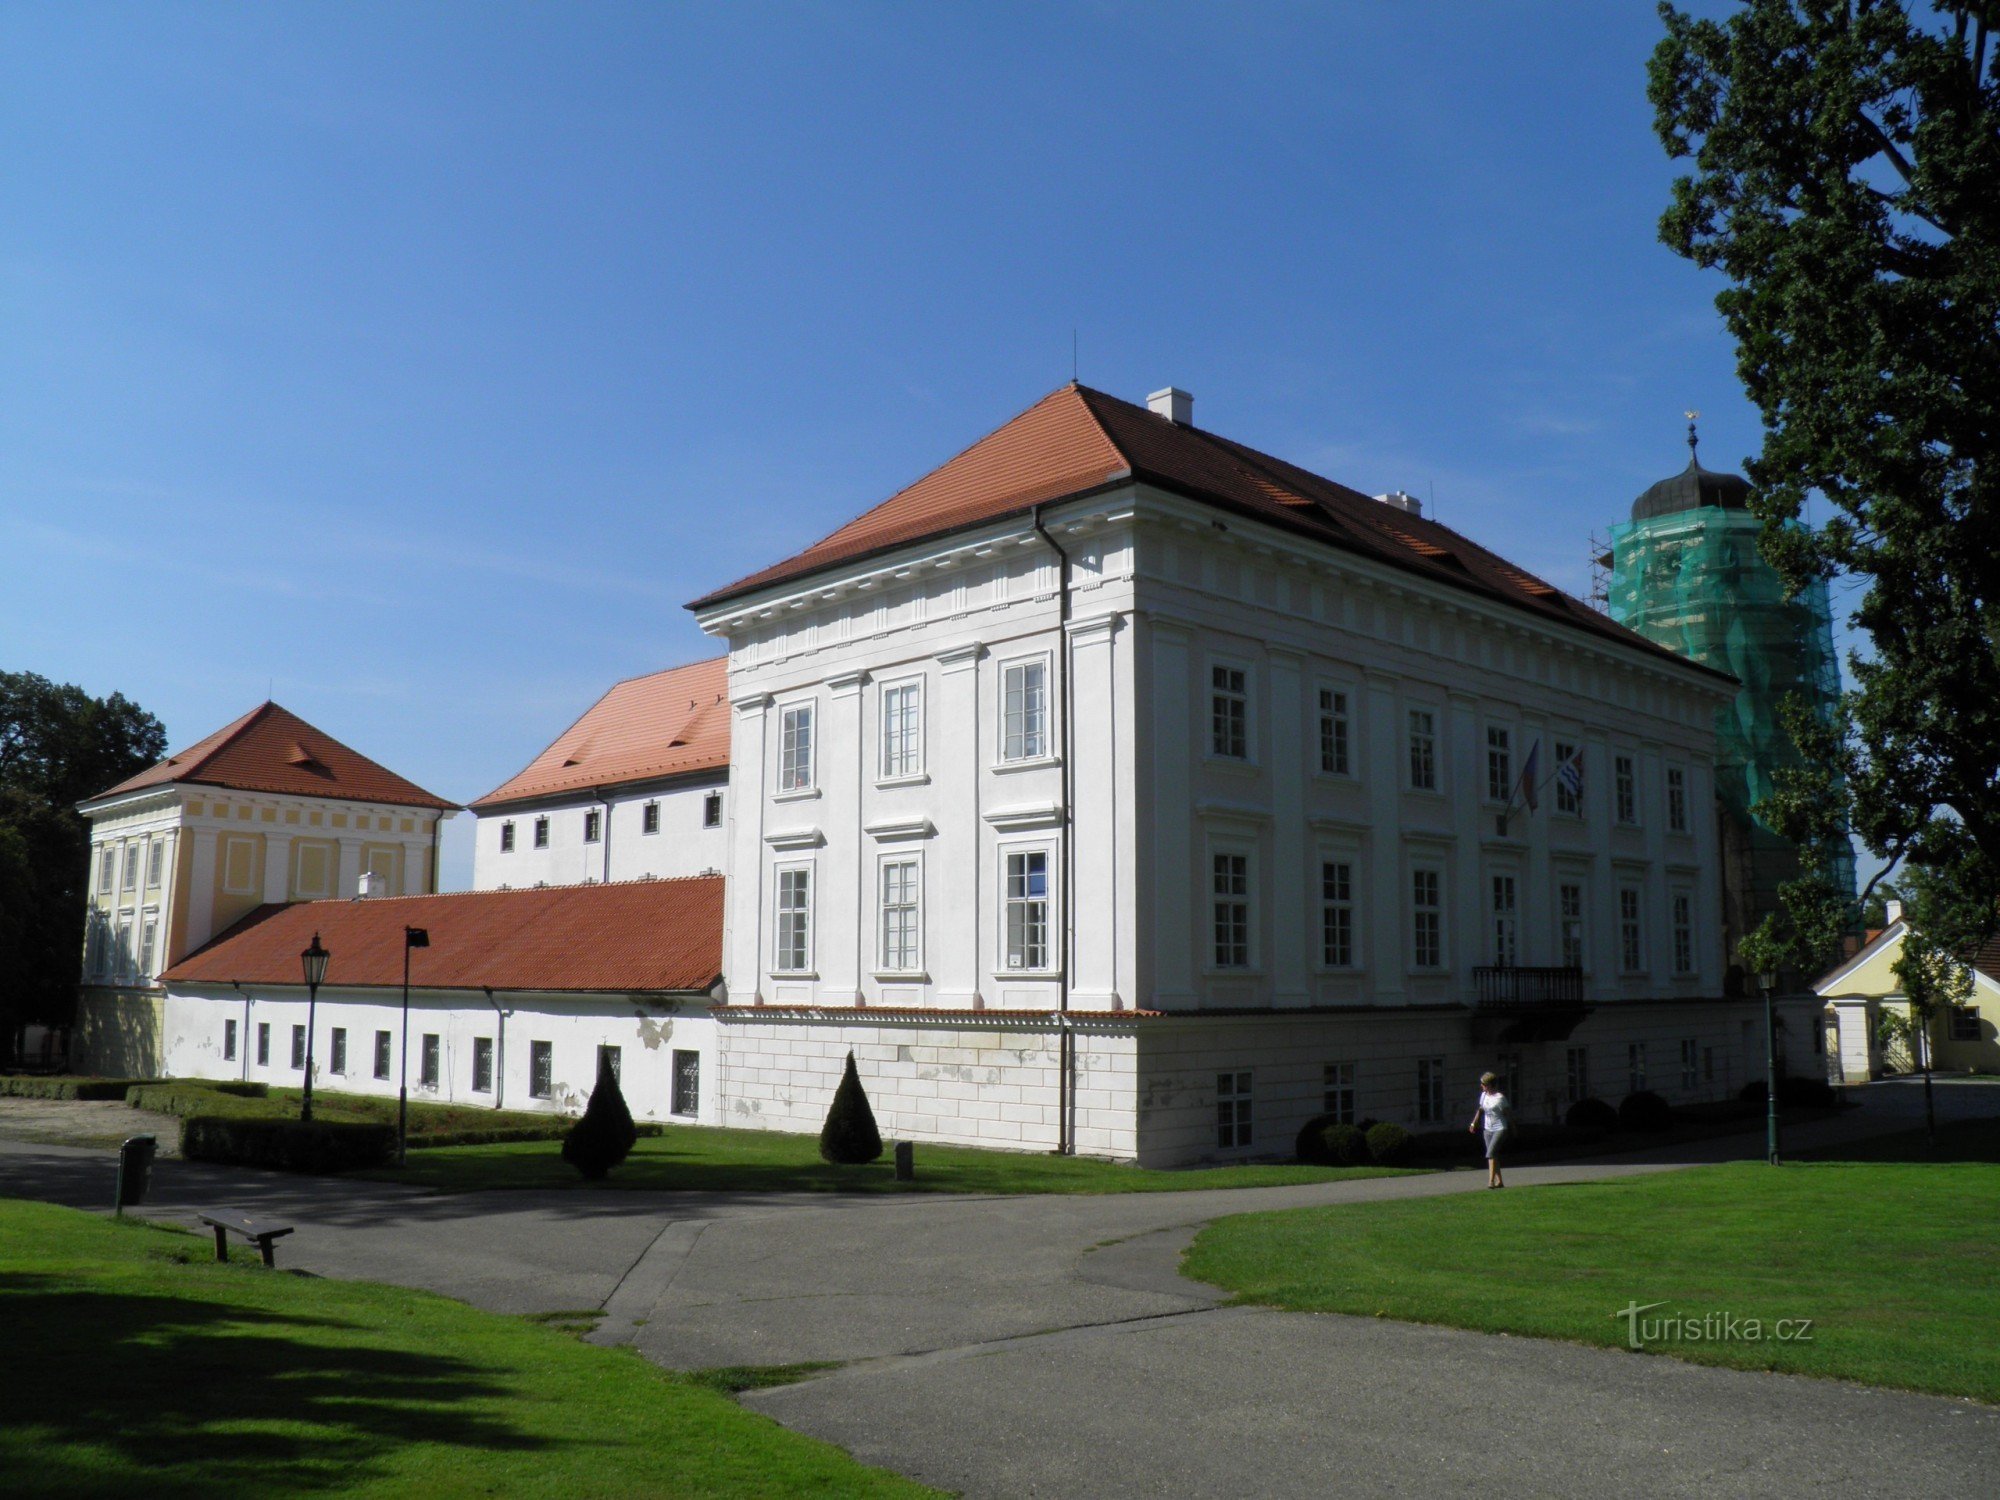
xmin=197 ymin=1210 xmax=296 ymax=1268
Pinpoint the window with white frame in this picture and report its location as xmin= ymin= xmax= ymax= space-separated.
xmin=1486 ymin=726 xmax=1512 ymax=803
xmin=1416 ymin=1056 xmax=1446 ymax=1123
xmin=374 ymin=1030 xmax=391 ymax=1080
xmin=672 ymin=1049 xmax=700 ymax=1115
xmin=703 ymin=790 xmax=723 ymax=828
xmin=113 ymin=920 xmax=132 ymax=980
xmin=330 ymin=1027 xmax=348 ymax=1076
xmin=1619 ymin=886 xmax=1644 ymax=973
xmin=599 ymin=1044 xmax=622 ymax=1084
xmin=1628 ymin=1041 xmax=1647 ymax=1093
xmin=879 ymin=857 xmax=921 ymax=973
xmin=1001 ymin=659 xmax=1048 ymax=762
xmin=1489 ymin=874 xmax=1518 ymax=966
xmin=1210 ymin=664 xmax=1248 ymax=760
xmin=1408 ymin=709 xmax=1437 ymax=790
xmin=122 ymin=845 xmax=139 ymax=891
xmin=1555 ymin=741 xmax=1584 ymax=816
xmin=98 ymin=846 xmax=115 ymax=894
xmin=1216 ymin=1071 xmax=1253 ymax=1148
xmin=420 ymin=1033 xmax=440 ymax=1088
xmin=881 ymin=680 xmax=922 ymax=779
xmin=1672 ymin=891 xmax=1694 ymax=974
xmin=774 ymin=865 xmax=813 ymax=972
xmin=500 ymin=821 xmax=515 ymax=853
xmin=1411 ymin=867 xmax=1443 ymax=969
xmin=147 ymin=841 xmax=165 ymax=887
xmin=530 ymin=1040 xmax=553 ymax=1098
xmin=224 ymin=1018 xmax=238 ymax=1062
xmin=1667 ymin=767 xmax=1689 ymax=832
xmin=778 ymin=702 xmax=816 ymax=791
xmin=1559 ymin=881 xmax=1586 ymax=970
xmin=1680 ymin=1038 xmax=1698 ymax=1092
xmin=1615 ymin=754 xmax=1638 ymax=825
xmin=256 ymin=1022 xmax=270 ymax=1067
xmin=533 ymin=817 xmax=550 ymax=849
xmin=1318 ymin=688 xmax=1350 ymax=775
xmin=1566 ymin=1046 xmax=1590 ymax=1105
xmin=583 ymin=809 xmax=602 ymax=843
xmin=1321 ymin=860 xmax=1355 ymax=968
xmin=642 ymin=802 xmax=660 ymax=835
xmin=291 ymin=1024 xmax=307 ymax=1071
xmin=1950 ymin=1006 xmax=1981 ymax=1042
xmin=1003 ymin=848 xmax=1050 ymax=970
xmin=472 ymin=1036 xmax=494 ymax=1093
xmin=138 ymin=915 xmax=158 ymax=978
xmin=1211 ymin=852 xmax=1250 ymax=968
xmin=1323 ymin=1061 xmax=1355 ymax=1123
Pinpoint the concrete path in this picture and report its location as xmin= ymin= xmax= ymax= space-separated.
xmin=2 ymin=1078 xmax=1996 ymax=1498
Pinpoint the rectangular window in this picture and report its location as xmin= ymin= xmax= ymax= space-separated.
xmin=1619 ymin=886 xmax=1644 ymax=973
xmin=1216 ymin=1070 xmax=1253 ymax=1149
xmin=122 ymin=845 xmax=139 ymax=890
xmin=330 ymin=1027 xmax=347 ymax=1076
xmin=138 ymin=917 xmax=158 ymax=978
xmin=1320 ymin=860 xmax=1354 ymax=968
xmin=421 ymin=1033 xmax=440 ymax=1089
xmin=1002 ymin=660 xmax=1048 ymax=762
xmin=703 ymin=791 xmax=723 ymax=828
xmin=1950 ymin=1006 xmax=1981 ymax=1042
xmin=879 ymin=858 xmax=921 ymax=972
xmin=1416 ymin=1057 xmax=1445 ymax=1123
xmin=374 ymin=1030 xmax=392 ymax=1081
xmin=472 ymin=1037 xmax=494 ymax=1093
xmin=1323 ymin=1061 xmax=1355 ymax=1124
xmin=1407 ymin=710 xmax=1437 ymax=790
xmin=1210 ymin=664 xmax=1248 ymax=759
xmin=1211 ymin=852 xmax=1250 ymax=968
xmin=1559 ymin=882 xmax=1585 ymax=970
xmin=881 ymin=680 xmax=922 ymax=779
xmin=1318 ymin=688 xmax=1350 ymax=775
xmin=1486 ymin=726 xmax=1512 ymax=803
xmin=1556 ymin=742 xmax=1584 ymax=816
xmin=533 ymin=817 xmax=550 ymax=849
xmin=1489 ymin=874 xmax=1518 ymax=966
xmin=1672 ymin=892 xmax=1694 ymax=974
xmin=257 ymin=1023 xmax=270 ymax=1067
xmin=775 ymin=866 xmax=813 ymax=972
xmin=113 ymin=920 xmax=132 ymax=980
xmin=1004 ymin=849 xmax=1050 ymax=970
xmin=598 ymin=1044 xmax=622 ymax=1084
xmin=642 ymin=802 xmax=660 ymax=835
xmin=500 ymin=821 xmax=516 ymax=853
xmin=147 ymin=841 xmax=165 ymax=887
xmin=1566 ymin=1046 xmax=1589 ymax=1105
xmin=779 ymin=703 xmax=816 ymax=790
xmin=583 ymin=809 xmax=602 ymax=843
xmin=1411 ymin=867 xmax=1443 ymax=969
xmin=223 ymin=836 xmax=256 ymax=895
xmin=1615 ymin=755 xmax=1638 ymax=825
xmin=1628 ymin=1041 xmax=1648 ymax=1093
xmin=98 ymin=847 xmax=116 ymax=893
xmin=1681 ymin=1038 xmax=1699 ymax=1092
xmin=671 ymin=1049 xmax=700 ymax=1116
xmin=224 ymin=1018 xmax=238 ymax=1062
xmin=1667 ymin=767 xmax=1689 ymax=832
xmin=291 ymin=1024 xmax=306 ymax=1071
xmin=530 ymin=1040 xmax=553 ymax=1099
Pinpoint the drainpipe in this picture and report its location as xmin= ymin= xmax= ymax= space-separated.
xmin=597 ymin=788 xmax=616 ymax=884
xmin=233 ymin=981 xmax=251 ymax=1083
xmin=1029 ymin=503 xmax=1076 ymax=1154
xmin=428 ymin=815 xmax=442 ymax=894
xmin=483 ymin=986 xmax=508 ymax=1110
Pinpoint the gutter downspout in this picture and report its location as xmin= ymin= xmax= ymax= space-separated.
xmin=483 ymin=986 xmax=508 ymax=1110
xmin=429 ymin=815 xmax=442 ymax=894
xmin=1029 ymin=503 xmax=1076 ymax=1155
xmin=597 ymin=788 xmax=615 ymax=885
xmin=232 ymin=981 xmax=251 ymax=1083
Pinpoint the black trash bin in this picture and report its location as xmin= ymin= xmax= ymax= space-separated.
xmin=114 ymin=1134 xmax=157 ymax=1214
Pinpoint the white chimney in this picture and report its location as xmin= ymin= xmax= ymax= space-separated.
xmin=1374 ymin=490 xmax=1423 ymax=517
xmin=1885 ymin=898 xmax=1905 ymax=926
xmin=356 ymin=870 xmax=380 ymax=900
xmin=1148 ymin=387 xmax=1193 ymax=425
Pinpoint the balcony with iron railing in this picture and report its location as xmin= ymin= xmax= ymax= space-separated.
xmin=1472 ymin=965 xmax=1585 ymax=1007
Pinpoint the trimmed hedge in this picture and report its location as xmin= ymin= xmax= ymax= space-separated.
xmin=819 ymin=1051 xmax=883 ymax=1165
xmin=1294 ymin=1113 xmax=1337 ymax=1163
xmin=126 ymin=1083 xmax=290 ymax=1120
xmin=411 ymin=1122 xmax=669 ymax=1151
xmin=1364 ymin=1122 xmax=1413 ymax=1165
xmin=1565 ymin=1096 xmax=1619 ymax=1131
xmin=1618 ymin=1090 xmax=1674 ymax=1133
xmin=1 ymin=1076 xmax=157 ymax=1101
xmin=181 ymin=1115 xmax=396 ymax=1174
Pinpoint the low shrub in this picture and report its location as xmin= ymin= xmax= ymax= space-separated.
xmin=818 ymin=1051 xmax=883 ymax=1165
xmin=1365 ymin=1121 xmax=1413 ymax=1165
xmin=1320 ymin=1123 xmax=1369 ymax=1166
xmin=1779 ymin=1075 xmax=1838 ymax=1108
xmin=127 ymin=1083 xmax=290 ymax=1121
xmin=1565 ymin=1096 xmax=1618 ymax=1132
xmin=1618 ymin=1090 xmax=1673 ymax=1133
xmin=0 ymin=1076 xmax=156 ymax=1101
xmin=1294 ymin=1113 xmax=1336 ymax=1163
xmin=563 ymin=1053 xmax=639 ymax=1180
xmin=180 ymin=1115 xmax=396 ymax=1173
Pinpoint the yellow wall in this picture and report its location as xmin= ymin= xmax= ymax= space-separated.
xmin=1823 ymin=928 xmax=2000 ymax=1073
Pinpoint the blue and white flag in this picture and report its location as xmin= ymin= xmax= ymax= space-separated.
xmin=1557 ymin=746 xmax=1585 ymax=802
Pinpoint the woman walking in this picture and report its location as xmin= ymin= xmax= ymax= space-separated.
xmin=1469 ymin=1070 xmax=1511 ymax=1188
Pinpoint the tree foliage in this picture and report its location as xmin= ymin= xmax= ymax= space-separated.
xmin=561 ymin=1052 xmax=638 ymax=1180
xmin=817 ymin=1051 xmax=883 ymax=1165
xmin=0 ymin=672 xmax=165 ymax=1041
xmin=1650 ymin=1 xmax=2000 ymax=972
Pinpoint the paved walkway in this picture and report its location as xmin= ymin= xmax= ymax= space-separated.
xmin=2 ymin=1078 xmax=1995 ymax=1497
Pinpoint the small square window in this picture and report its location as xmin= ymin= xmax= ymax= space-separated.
xmin=533 ymin=817 xmax=550 ymax=849
xmin=583 ymin=809 xmax=602 ymax=843
xmin=500 ymin=822 xmax=516 ymax=853
xmin=703 ymin=791 xmax=723 ymax=829
xmin=642 ymin=802 xmax=660 ymax=835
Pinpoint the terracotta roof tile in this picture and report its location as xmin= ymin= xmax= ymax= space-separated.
xmin=472 ymin=657 xmax=729 ymax=809
xmin=88 ymin=702 xmax=456 ymax=810
xmin=688 ymin=384 xmax=1734 ymax=683
xmin=163 ymin=876 xmax=723 ymax=994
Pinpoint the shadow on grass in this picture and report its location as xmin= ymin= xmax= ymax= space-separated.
xmin=0 ymin=1272 xmax=560 ymax=1497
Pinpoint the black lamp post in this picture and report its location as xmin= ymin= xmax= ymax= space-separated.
xmin=300 ymin=932 xmax=330 ymax=1123
xmin=1758 ymin=968 xmax=1780 ymax=1165
xmin=398 ymin=925 xmax=430 ymax=1164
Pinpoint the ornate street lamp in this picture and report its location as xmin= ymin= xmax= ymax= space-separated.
xmin=300 ymin=932 xmax=330 ymax=1123
xmin=1758 ymin=968 xmax=1780 ymax=1166
xmin=398 ymin=925 xmax=430 ymax=1164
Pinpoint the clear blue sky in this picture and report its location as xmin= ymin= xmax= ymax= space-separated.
xmin=3 ymin=1 xmax=1795 ymax=889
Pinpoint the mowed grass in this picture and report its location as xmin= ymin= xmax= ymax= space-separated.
xmin=0 ymin=1198 xmax=933 ymax=1498
xmin=1183 ymin=1159 xmax=2000 ymax=1404
xmin=360 ymin=1123 xmax=1425 ymax=1195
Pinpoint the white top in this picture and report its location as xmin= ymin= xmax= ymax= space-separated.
xmin=1473 ymin=1090 xmax=1511 ymax=1132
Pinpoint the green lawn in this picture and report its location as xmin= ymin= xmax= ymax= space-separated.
xmin=0 ymin=1198 xmax=932 ymax=1498
xmin=1184 ymin=1159 xmax=2000 ymax=1404
xmin=358 ymin=1123 xmax=1424 ymax=1195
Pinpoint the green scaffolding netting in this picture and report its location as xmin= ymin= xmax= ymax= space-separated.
xmin=1607 ymin=507 xmax=1855 ymax=911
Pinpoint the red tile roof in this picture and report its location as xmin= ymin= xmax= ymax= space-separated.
xmin=87 ymin=702 xmax=456 ymax=810
xmin=471 ymin=656 xmax=729 ymax=810
xmin=687 ymin=384 xmax=1734 ymax=682
xmin=164 ymin=876 xmax=723 ymax=994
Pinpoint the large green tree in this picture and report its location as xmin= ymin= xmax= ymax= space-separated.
xmin=1650 ymin=0 xmax=2000 ymax=971
xmin=0 ymin=672 xmax=165 ymax=1048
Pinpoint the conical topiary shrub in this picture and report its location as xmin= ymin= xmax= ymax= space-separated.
xmin=818 ymin=1051 xmax=883 ymax=1164
xmin=562 ymin=1052 xmax=638 ymax=1180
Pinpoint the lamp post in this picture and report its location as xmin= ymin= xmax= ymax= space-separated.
xmin=300 ymin=932 xmax=330 ymax=1123
xmin=1758 ymin=968 xmax=1780 ymax=1165
xmin=398 ymin=925 xmax=430 ymax=1165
